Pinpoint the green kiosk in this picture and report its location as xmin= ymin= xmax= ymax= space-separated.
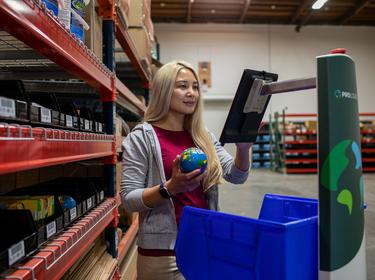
xmin=317 ymin=49 xmax=366 ymax=279
xmin=263 ymin=48 xmax=367 ymax=279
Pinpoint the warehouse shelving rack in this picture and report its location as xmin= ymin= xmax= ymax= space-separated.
xmin=251 ymin=123 xmax=271 ymax=169
xmin=0 ymin=0 xmax=146 ymax=278
xmin=270 ymin=112 xmax=375 ymax=174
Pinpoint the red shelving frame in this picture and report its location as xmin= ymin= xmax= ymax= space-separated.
xmin=278 ymin=113 xmax=375 ymax=174
xmin=286 ymin=168 xmax=317 ymax=174
xmin=4 ymin=198 xmax=117 ymax=280
xmin=285 ymin=149 xmax=317 ymax=154
xmin=0 ymin=124 xmax=114 ymax=175
xmin=0 ymin=0 xmax=147 ymax=277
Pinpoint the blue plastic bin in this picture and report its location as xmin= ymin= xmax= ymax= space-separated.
xmin=175 ymin=194 xmax=318 ymax=280
xmin=41 ymin=0 xmax=58 ymax=16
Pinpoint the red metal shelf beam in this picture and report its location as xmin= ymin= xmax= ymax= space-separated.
xmin=286 ymin=159 xmax=318 ymax=164
xmin=115 ymin=17 xmax=150 ymax=86
xmin=0 ymin=0 xmax=114 ymax=97
xmin=0 ymin=124 xmax=114 ymax=175
xmin=285 ymin=149 xmax=318 ymax=154
xmin=286 ymin=168 xmax=317 ymax=174
xmin=4 ymin=198 xmax=117 ymax=280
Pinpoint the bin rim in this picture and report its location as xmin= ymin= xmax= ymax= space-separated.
xmin=181 ymin=206 xmax=318 ymax=230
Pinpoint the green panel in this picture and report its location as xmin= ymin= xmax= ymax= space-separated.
xmin=318 ymin=54 xmax=364 ymax=271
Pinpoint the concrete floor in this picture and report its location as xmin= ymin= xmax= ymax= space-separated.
xmin=219 ymin=169 xmax=375 ymax=279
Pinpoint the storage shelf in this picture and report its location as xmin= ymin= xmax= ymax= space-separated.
xmin=118 ymin=215 xmax=138 ymax=264
xmin=0 ymin=0 xmax=112 ymax=95
xmin=0 ymin=0 xmax=146 ymax=115
xmin=115 ymin=13 xmax=150 ymax=86
xmin=0 ymin=124 xmax=114 ymax=175
xmin=3 ymin=198 xmax=117 ymax=280
xmin=272 ymin=112 xmax=375 ymax=174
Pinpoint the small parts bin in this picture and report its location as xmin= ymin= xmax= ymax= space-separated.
xmin=175 ymin=194 xmax=318 ymax=280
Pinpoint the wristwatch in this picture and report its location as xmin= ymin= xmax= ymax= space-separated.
xmin=159 ymin=182 xmax=171 ymax=199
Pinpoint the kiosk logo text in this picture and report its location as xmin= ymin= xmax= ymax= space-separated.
xmin=334 ymin=89 xmax=357 ymax=100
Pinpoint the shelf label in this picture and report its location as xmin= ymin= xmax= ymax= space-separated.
xmin=87 ymin=197 xmax=92 ymax=209
xmin=84 ymin=119 xmax=90 ymax=130
xmin=40 ymin=107 xmax=52 ymax=123
xmin=46 ymin=221 xmax=57 ymax=238
xmin=66 ymin=115 xmax=73 ymax=127
xmin=70 ymin=207 xmax=77 ymax=220
xmin=0 ymin=97 xmax=16 ymax=118
xmin=8 ymin=241 xmax=25 ymax=266
xmin=100 ymin=191 xmax=104 ymax=201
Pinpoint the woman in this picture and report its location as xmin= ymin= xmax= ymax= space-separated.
xmin=121 ymin=61 xmax=252 ymax=280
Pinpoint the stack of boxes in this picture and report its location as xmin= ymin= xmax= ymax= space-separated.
xmin=116 ymin=0 xmax=155 ymax=73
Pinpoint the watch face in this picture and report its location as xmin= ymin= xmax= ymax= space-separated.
xmin=159 ymin=184 xmax=170 ymax=198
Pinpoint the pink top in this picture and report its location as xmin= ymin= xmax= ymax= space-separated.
xmin=153 ymin=125 xmax=207 ymax=225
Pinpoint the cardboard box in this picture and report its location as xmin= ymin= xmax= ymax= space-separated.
xmin=128 ymin=26 xmax=151 ymax=64
xmin=0 ymin=195 xmax=55 ymax=221
xmin=127 ymin=0 xmax=150 ymax=27
xmin=305 ymin=120 xmax=317 ymax=131
xmin=84 ymin=0 xmax=103 ymax=61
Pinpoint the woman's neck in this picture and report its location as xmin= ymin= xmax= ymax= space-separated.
xmin=153 ymin=112 xmax=185 ymax=131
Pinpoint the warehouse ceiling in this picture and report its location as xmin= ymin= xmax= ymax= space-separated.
xmin=150 ymin=0 xmax=375 ymax=31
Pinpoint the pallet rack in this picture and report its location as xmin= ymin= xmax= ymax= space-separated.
xmin=270 ymin=112 xmax=375 ymax=174
xmin=0 ymin=0 xmax=147 ymax=278
xmin=252 ymin=123 xmax=271 ymax=169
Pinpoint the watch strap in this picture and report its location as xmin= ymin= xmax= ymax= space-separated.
xmin=159 ymin=182 xmax=171 ymax=198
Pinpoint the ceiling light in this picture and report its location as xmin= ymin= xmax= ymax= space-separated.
xmin=312 ymin=0 xmax=328 ymax=10
xmin=211 ymin=9 xmax=216 ymax=14
xmin=160 ymin=2 xmax=165 ymax=7
xmin=271 ymin=5 xmax=276 ymax=10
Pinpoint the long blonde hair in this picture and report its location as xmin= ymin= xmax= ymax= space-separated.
xmin=144 ymin=61 xmax=222 ymax=191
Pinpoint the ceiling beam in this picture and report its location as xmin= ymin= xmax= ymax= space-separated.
xmin=187 ymin=0 xmax=192 ymax=23
xmin=338 ymin=0 xmax=371 ymax=25
xmin=290 ymin=0 xmax=311 ymax=24
xmin=239 ymin=0 xmax=251 ymax=23
xmin=295 ymin=9 xmax=313 ymax=32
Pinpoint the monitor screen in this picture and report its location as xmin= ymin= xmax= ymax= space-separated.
xmin=219 ymin=69 xmax=278 ymax=145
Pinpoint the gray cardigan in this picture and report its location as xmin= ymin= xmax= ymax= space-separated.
xmin=120 ymin=122 xmax=249 ymax=250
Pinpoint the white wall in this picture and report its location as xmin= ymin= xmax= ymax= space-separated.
xmin=155 ymin=24 xmax=375 ymax=139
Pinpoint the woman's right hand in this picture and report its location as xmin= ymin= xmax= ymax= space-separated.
xmin=165 ymin=155 xmax=205 ymax=195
